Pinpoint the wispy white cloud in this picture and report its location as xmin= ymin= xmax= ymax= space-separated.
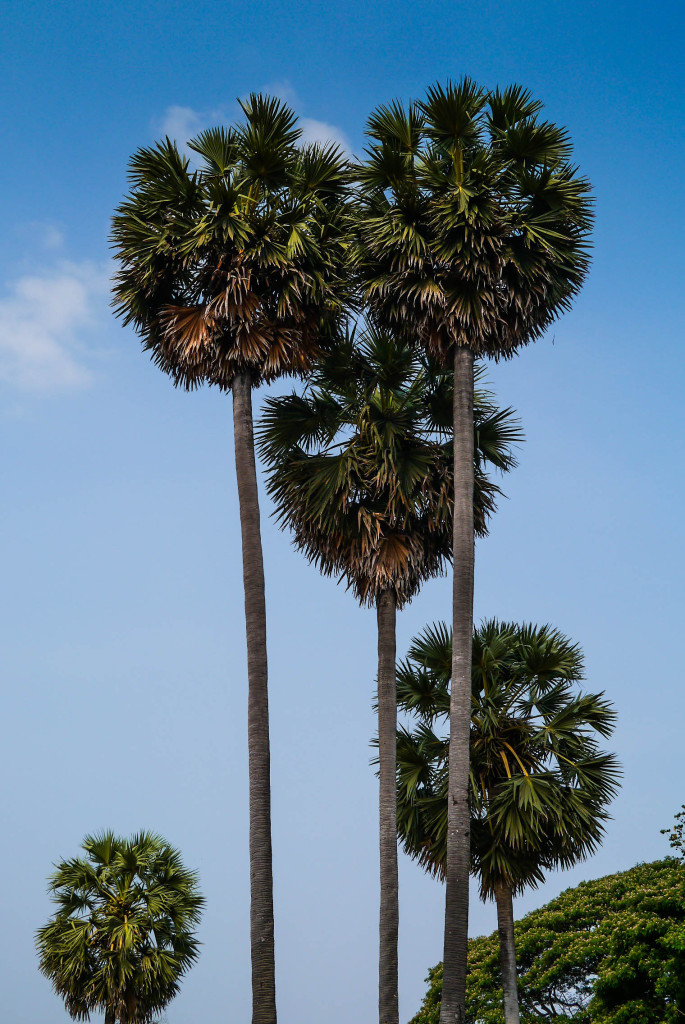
xmin=158 ymin=86 xmax=351 ymax=155
xmin=157 ymin=105 xmax=230 ymax=152
xmin=264 ymin=81 xmax=352 ymax=153
xmin=14 ymin=222 xmax=66 ymax=253
xmin=300 ymin=117 xmax=351 ymax=153
xmin=40 ymin=224 xmax=65 ymax=251
xmin=0 ymin=260 xmax=106 ymax=393
xmin=264 ymin=80 xmax=298 ymax=105
xmin=159 ymin=105 xmax=205 ymax=144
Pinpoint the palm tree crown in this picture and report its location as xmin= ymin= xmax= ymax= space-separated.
xmin=111 ymin=94 xmax=351 ymax=389
xmin=395 ymin=621 xmax=621 ymax=895
xmin=356 ymin=79 xmax=593 ymax=362
xmin=36 ymin=831 xmax=203 ymax=1024
xmin=257 ymin=327 xmax=522 ymax=606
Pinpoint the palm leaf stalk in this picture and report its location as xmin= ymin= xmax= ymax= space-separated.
xmin=257 ymin=327 xmax=521 ymax=1024
xmin=111 ymin=95 xmax=351 ymax=1024
xmin=395 ymin=621 xmax=621 ymax=1023
xmin=36 ymin=832 xmax=203 ymax=1024
xmin=356 ymin=80 xmax=593 ymax=1023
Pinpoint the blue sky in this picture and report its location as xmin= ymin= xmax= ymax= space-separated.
xmin=1 ymin=1 xmax=684 ymax=1021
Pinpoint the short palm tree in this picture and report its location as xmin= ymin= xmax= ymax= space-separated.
xmin=111 ymin=96 xmax=350 ymax=1024
xmin=36 ymin=831 xmax=203 ymax=1024
xmin=257 ymin=327 xmax=521 ymax=1024
xmin=357 ymin=80 xmax=594 ymax=1022
xmin=395 ymin=622 xmax=620 ymax=1024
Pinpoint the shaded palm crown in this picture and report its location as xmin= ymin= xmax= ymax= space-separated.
xmin=111 ymin=94 xmax=351 ymax=390
xmin=356 ymin=79 xmax=593 ymax=361
xmin=396 ymin=622 xmax=621 ymax=896
xmin=257 ymin=328 xmax=521 ymax=605
xmin=36 ymin=832 xmax=203 ymax=1024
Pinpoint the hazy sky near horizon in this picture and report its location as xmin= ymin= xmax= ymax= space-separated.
xmin=1 ymin=1 xmax=684 ymax=1022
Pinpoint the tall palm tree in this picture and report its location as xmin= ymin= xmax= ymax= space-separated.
xmin=111 ymin=96 xmax=350 ymax=1024
xmin=395 ymin=621 xmax=621 ymax=1024
xmin=257 ymin=328 xmax=521 ymax=1024
xmin=356 ymin=80 xmax=594 ymax=1022
xmin=36 ymin=831 xmax=203 ymax=1024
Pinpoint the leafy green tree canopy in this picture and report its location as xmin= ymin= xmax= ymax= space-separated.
xmin=662 ymin=805 xmax=685 ymax=859
xmin=410 ymin=858 xmax=685 ymax=1024
xmin=36 ymin=831 xmax=203 ymax=1024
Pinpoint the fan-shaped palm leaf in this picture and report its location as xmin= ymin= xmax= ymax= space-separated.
xmin=258 ymin=331 xmax=521 ymax=607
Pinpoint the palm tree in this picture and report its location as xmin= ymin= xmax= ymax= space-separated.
xmin=356 ymin=80 xmax=594 ymax=1022
xmin=395 ymin=621 xmax=621 ymax=1024
xmin=36 ymin=831 xmax=203 ymax=1024
xmin=111 ymin=96 xmax=350 ymax=1024
xmin=257 ymin=328 xmax=521 ymax=1024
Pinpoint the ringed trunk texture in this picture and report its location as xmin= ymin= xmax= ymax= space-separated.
xmin=377 ymin=589 xmax=399 ymax=1024
xmin=495 ymin=884 xmax=521 ymax=1024
xmin=439 ymin=345 xmax=475 ymax=1024
xmin=232 ymin=372 xmax=277 ymax=1024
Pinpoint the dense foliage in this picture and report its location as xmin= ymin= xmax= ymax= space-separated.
xmin=356 ymin=80 xmax=593 ymax=363
xmin=410 ymin=858 xmax=685 ymax=1023
xmin=111 ymin=94 xmax=350 ymax=390
xmin=258 ymin=331 xmax=521 ymax=606
xmin=396 ymin=621 xmax=620 ymax=895
xmin=36 ymin=832 xmax=203 ymax=1024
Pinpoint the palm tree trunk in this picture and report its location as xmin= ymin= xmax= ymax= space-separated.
xmin=232 ymin=371 xmax=277 ymax=1024
xmin=377 ymin=589 xmax=399 ymax=1024
xmin=439 ymin=345 xmax=475 ymax=1024
xmin=104 ymin=1008 xmax=115 ymax=1024
xmin=495 ymin=884 xmax=520 ymax=1024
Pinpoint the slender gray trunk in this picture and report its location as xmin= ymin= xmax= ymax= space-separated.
xmin=232 ymin=372 xmax=277 ymax=1024
xmin=495 ymin=884 xmax=520 ymax=1024
xmin=439 ymin=345 xmax=475 ymax=1024
xmin=377 ymin=589 xmax=399 ymax=1024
